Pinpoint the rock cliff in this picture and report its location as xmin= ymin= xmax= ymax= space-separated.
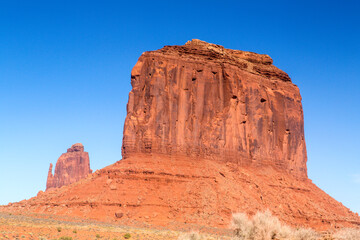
xmin=46 ymin=143 xmax=92 ymax=190
xmin=123 ymin=39 xmax=307 ymax=178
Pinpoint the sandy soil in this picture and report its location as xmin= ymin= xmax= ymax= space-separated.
xmin=0 ymin=212 xmax=231 ymax=240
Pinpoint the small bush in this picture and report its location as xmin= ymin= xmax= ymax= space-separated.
xmin=177 ymin=231 xmax=202 ymax=240
xmin=123 ymin=233 xmax=131 ymax=239
xmin=231 ymin=213 xmax=253 ymax=240
xmin=59 ymin=237 xmax=73 ymax=240
xmin=96 ymin=234 xmax=101 ymax=238
xmin=73 ymin=230 xmax=77 ymax=234
xmin=251 ymin=210 xmax=288 ymax=239
xmin=292 ymin=228 xmax=319 ymax=240
xmin=333 ymin=228 xmax=360 ymax=240
xmin=57 ymin=227 xmax=62 ymax=232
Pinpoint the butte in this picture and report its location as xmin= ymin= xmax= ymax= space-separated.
xmin=1 ymin=40 xmax=359 ymax=231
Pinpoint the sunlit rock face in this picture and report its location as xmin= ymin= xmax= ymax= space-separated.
xmin=122 ymin=39 xmax=307 ymax=179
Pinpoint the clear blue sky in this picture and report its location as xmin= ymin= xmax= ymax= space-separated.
xmin=0 ymin=1 xmax=359 ymax=214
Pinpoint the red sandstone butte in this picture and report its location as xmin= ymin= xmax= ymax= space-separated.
xmin=1 ymin=40 xmax=359 ymax=231
xmin=122 ymin=39 xmax=307 ymax=179
xmin=46 ymin=143 xmax=92 ymax=190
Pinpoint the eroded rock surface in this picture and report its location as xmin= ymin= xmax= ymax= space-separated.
xmin=46 ymin=143 xmax=92 ymax=190
xmin=123 ymin=39 xmax=307 ymax=178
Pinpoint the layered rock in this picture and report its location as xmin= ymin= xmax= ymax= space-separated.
xmin=123 ymin=39 xmax=307 ymax=178
xmin=46 ymin=143 xmax=92 ymax=190
xmin=4 ymin=155 xmax=359 ymax=230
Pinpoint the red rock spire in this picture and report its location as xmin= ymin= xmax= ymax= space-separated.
xmin=46 ymin=143 xmax=92 ymax=190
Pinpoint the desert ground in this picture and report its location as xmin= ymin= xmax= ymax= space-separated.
xmin=0 ymin=212 xmax=231 ymax=240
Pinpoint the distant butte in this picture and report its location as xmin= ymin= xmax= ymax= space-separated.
xmin=46 ymin=143 xmax=92 ymax=190
xmin=1 ymin=40 xmax=359 ymax=231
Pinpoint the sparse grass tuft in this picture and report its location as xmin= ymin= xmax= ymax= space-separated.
xmin=123 ymin=233 xmax=131 ymax=239
xmin=59 ymin=237 xmax=73 ymax=240
xmin=57 ymin=227 xmax=62 ymax=232
xmin=177 ymin=231 xmax=202 ymax=240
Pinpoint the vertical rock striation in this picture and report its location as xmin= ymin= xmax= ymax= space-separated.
xmin=122 ymin=39 xmax=307 ymax=178
xmin=46 ymin=143 xmax=92 ymax=190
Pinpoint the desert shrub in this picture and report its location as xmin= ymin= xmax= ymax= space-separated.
xmin=96 ymin=233 xmax=101 ymax=238
xmin=231 ymin=210 xmax=319 ymax=240
xmin=177 ymin=231 xmax=202 ymax=240
xmin=333 ymin=228 xmax=360 ymax=240
xmin=232 ymin=210 xmax=291 ymax=240
xmin=231 ymin=213 xmax=253 ymax=240
xmin=123 ymin=233 xmax=131 ymax=239
xmin=251 ymin=210 xmax=291 ymax=239
xmin=59 ymin=237 xmax=73 ymax=240
xmin=57 ymin=227 xmax=62 ymax=232
xmin=292 ymin=228 xmax=319 ymax=240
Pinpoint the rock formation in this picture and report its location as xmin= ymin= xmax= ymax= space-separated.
xmin=122 ymin=39 xmax=307 ymax=179
xmin=46 ymin=143 xmax=92 ymax=190
xmin=1 ymin=40 xmax=359 ymax=231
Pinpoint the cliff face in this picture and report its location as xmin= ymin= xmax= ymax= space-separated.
xmin=46 ymin=143 xmax=92 ymax=190
xmin=122 ymin=39 xmax=307 ymax=178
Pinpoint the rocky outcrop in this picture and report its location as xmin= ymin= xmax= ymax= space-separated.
xmin=122 ymin=39 xmax=307 ymax=178
xmin=46 ymin=143 xmax=92 ymax=190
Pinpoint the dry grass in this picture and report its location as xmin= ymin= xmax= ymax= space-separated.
xmin=177 ymin=231 xmax=202 ymax=240
xmin=333 ymin=228 xmax=360 ymax=240
xmin=177 ymin=211 xmax=360 ymax=240
xmin=231 ymin=210 xmax=319 ymax=240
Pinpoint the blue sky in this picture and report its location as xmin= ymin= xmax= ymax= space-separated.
xmin=0 ymin=1 xmax=359 ymax=214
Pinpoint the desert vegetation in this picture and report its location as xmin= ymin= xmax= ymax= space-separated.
xmin=333 ymin=228 xmax=360 ymax=240
xmin=178 ymin=210 xmax=360 ymax=240
xmin=231 ymin=210 xmax=319 ymax=240
xmin=177 ymin=231 xmax=202 ymax=240
xmin=230 ymin=210 xmax=360 ymax=240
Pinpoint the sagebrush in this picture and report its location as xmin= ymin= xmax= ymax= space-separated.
xmin=231 ymin=210 xmax=319 ymax=240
